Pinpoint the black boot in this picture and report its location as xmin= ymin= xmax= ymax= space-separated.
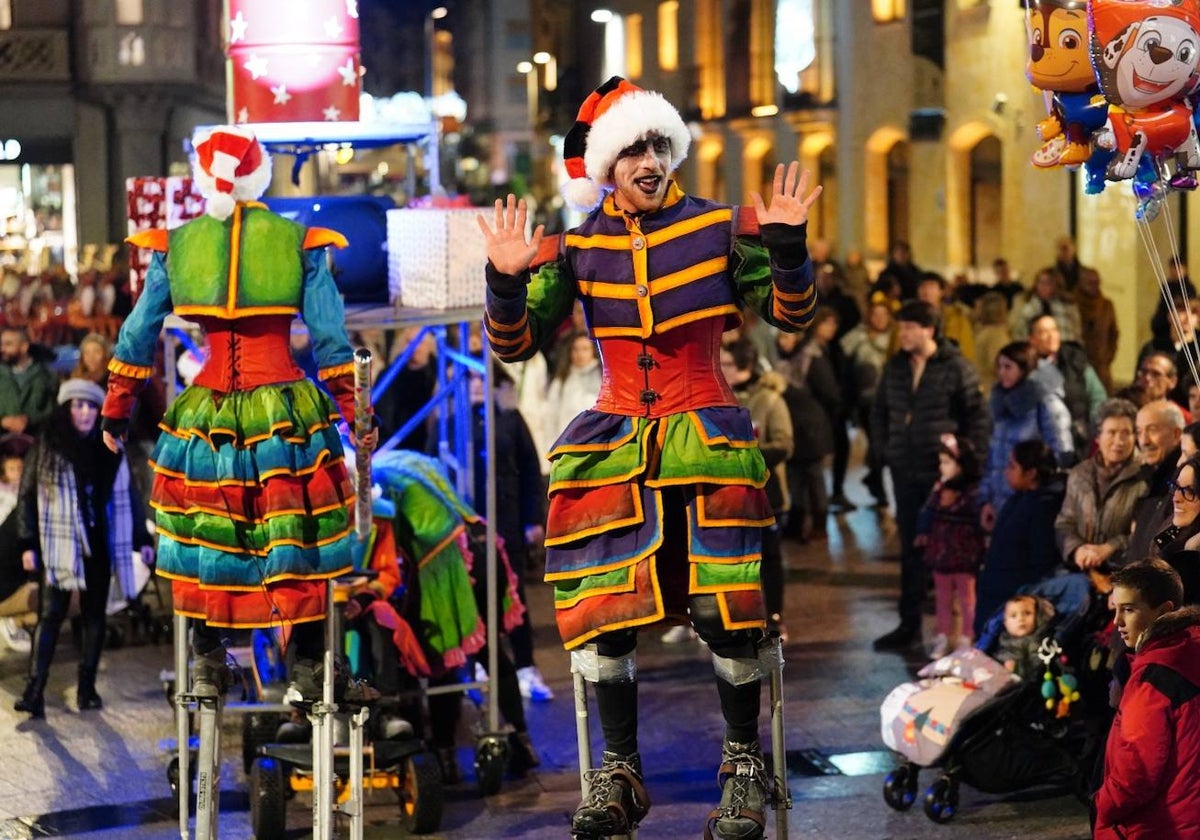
xmin=17 ymin=618 xmax=60 ymax=718
xmin=14 ymin=676 xmax=46 ymax=718
xmin=77 ymin=667 xmax=103 ymax=711
xmin=571 ymin=751 xmax=650 ymax=838
xmin=705 ymin=740 xmax=768 ymax=840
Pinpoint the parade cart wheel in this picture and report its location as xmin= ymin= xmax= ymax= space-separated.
xmin=241 ymin=712 xmax=284 ymax=774
xmin=474 ymin=734 xmax=509 ymax=796
xmin=398 ymin=752 xmax=444 ymax=834
xmin=923 ymin=775 xmax=959 ymax=823
xmin=882 ymin=763 xmax=919 ymax=811
xmin=250 ymin=756 xmax=288 ymax=840
xmin=166 ymin=754 xmax=195 ymax=816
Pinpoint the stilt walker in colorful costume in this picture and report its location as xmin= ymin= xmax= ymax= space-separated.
xmin=101 ymin=125 xmax=374 ymax=700
xmin=478 ymin=77 xmax=820 ymax=839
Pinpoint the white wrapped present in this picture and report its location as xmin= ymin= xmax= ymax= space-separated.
xmin=387 ymin=208 xmax=490 ymax=309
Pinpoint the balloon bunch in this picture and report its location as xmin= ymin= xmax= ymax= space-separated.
xmin=1027 ymin=0 xmax=1200 ymax=219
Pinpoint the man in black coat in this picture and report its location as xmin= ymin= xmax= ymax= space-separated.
xmin=870 ymin=301 xmax=990 ymax=650
xmin=1126 ymin=400 xmax=1185 ymax=566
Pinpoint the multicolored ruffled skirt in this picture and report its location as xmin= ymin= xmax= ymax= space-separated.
xmin=150 ymin=380 xmax=354 ymax=627
xmin=545 ymin=406 xmax=771 ymax=649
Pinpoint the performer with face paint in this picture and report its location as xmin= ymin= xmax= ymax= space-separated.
xmin=478 ymin=77 xmax=820 ymax=840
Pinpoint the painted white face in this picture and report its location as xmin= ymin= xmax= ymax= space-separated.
xmin=1115 ymin=16 xmax=1200 ymax=109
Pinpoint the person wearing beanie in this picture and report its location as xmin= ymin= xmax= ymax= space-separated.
xmin=870 ymin=300 xmax=990 ymax=653
xmin=13 ymin=379 xmax=154 ymax=717
xmin=478 ymin=75 xmax=820 ymax=839
xmin=100 ymin=125 xmax=377 ymax=705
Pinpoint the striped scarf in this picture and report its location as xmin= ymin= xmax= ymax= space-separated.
xmin=36 ymin=450 xmax=134 ymax=595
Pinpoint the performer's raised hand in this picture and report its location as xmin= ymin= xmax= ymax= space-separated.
xmin=750 ymin=162 xmax=822 ymax=227
xmin=477 ymin=194 xmax=545 ymax=277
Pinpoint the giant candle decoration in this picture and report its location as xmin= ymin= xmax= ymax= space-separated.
xmin=227 ymin=0 xmax=361 ymax=124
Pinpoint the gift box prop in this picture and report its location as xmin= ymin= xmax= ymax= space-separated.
xmin=387 ymin=207 xmax=495 ymax=310
xmin=264 ymin=195 xmax=395 ymax=304
xmin=125 ymin=176 xmax=207 ymax=298
xmin=227 ymin=0 xmax=361 ymax=124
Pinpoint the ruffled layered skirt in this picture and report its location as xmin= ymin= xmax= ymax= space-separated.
xmin=151 ymin=380 xmax=354 ymax=627
xmin=545 ymin=406 xmax=771 ymax=649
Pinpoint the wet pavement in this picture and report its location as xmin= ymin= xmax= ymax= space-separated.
xmin=0 ymin=472 xmax=1093 ymax=839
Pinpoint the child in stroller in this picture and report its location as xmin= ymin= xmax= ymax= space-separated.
xmin=880 ymin=573 xmax=1101 ymax=823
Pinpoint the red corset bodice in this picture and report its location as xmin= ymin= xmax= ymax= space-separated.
xmin=192 ymin=314 xmax=305 ymax=393
xmin=593 ymin=316 xmax=737 ymax=417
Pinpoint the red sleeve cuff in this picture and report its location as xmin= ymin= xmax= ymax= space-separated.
xmin=102 ymin=373 xmax=144 ymax=422
xmin=323 ymin=372 xmax=357 ymax=427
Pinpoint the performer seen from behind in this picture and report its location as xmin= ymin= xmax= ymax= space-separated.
xmin=100 ymin=125 xmax=376 ymax=703
xmin=478 ymin=76 xmax=819 ymax=840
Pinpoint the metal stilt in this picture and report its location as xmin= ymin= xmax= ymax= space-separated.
xmin=763 ymin=634 xmax=791 ymax=840
xmin=310 ymin=580 xmax=339 ymax=840
xmin=174 ymin=613 xmax=222 ymax=839
xmin=569 ymin=654 xmax=637 ymax=840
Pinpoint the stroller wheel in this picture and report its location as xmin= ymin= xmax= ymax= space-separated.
xmin=882 ymin=764 xmax=919 ymax=811
xmin=923 ymin=776 xmax=958 ymax=823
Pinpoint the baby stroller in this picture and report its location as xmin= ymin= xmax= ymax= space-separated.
xmin=879 ymin=573 xmax=1099 ymax=823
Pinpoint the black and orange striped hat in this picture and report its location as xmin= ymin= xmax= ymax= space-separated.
xmin=561 ymin=75 xmax=691 ymax=212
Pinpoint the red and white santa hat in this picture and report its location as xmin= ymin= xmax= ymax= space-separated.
xmin=561 ymin=76 xmax=691 ymax=212
xmin=192 ymin=125 xmax=272 ymax=221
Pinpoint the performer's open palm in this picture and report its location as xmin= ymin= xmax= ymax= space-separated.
xmin=750 ymin=162 xmax=822 ymax=227
xmin=477 ymin=194 xmax=545 ymax=277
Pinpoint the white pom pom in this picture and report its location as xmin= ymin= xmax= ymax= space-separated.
xmin=562 ymin=178 xmax=603 ymax=212
xmin=206 ymin=192 xmax=236 ymax=220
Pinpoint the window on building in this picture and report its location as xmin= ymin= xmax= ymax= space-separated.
xmin=970 ymin=136 xmax=1002 ymax=267
xmin=625 ymin=13 xmax=643 ymax=79
xmin=658 ymin=1 xmax=678 ymax=72
xmin=118 ymin=32 xmax=145 ymax=66
xmin=0 ymin=0 xmax=11 ymax=30
xmin=775 ymin=0 xmax=815 ymax=95
xmin=693 ymin=0 xmax=724 ymax=118
xmin=115 ymin=0 xmax=143 ymax=25
xmin=749 ymin=0 xmax=774 ymax=108
xmin=872 ymin=0 xmax=905 ymax=22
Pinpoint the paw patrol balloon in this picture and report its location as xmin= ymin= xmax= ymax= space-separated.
xmin=1027 ymin=0 xmax=1111 ymax=181
xmin=1089 ymin=0 xmax=1200 ymax=188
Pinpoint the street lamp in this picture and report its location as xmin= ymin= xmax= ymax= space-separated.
xmin=533 ymin=51 xmax=556 ymax=92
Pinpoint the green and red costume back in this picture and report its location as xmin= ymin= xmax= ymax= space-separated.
xmin=484 ymin=183 xmax=816 ymax=649
xmin=102 ymin=202 xmax=360 ymax=628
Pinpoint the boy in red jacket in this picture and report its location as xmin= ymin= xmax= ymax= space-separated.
xmin=1095 ymin=558 xmax=1200 ymax=840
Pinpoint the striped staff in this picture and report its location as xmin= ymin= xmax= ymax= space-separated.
xmin=353 ymin=347 xmax=373 ymax=541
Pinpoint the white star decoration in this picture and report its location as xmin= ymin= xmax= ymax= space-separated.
xmin=323 ymin=106 xmax=342 ymax=121
xmin=324 ymin=16 xmax=343 ymax=39
xmin=271 ymin=83 xmax=292 ymax=105
xmin=337 ymin=58 xmax=358 ymax=86
xmin=229 ymin=11 xmax=247 ymax=43
xmin=243 ymin=54 xmax=268 ymax=80
xmin=345 ymin=0 xmax=358 ymax=19
xmin=236 ymin=107 xmax=249 ymax=123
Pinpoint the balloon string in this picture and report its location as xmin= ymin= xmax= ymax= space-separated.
xmin=1137 ymin=209 xmax=1200 ymax=397
xmin=1159 ymin=199 xmax=1200 ymax=394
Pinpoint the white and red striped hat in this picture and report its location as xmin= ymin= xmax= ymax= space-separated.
xmin=192 ymin=125 xmax=272 ymax=221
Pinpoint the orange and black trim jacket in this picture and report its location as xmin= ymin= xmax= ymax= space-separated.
xmin=484 ymin=183 xmax=816 ymax=366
